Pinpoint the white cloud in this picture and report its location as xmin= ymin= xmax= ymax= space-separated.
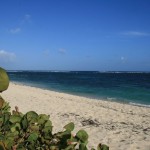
xmin=121 ymin=31 xmax=150 ymax=37
xmin=21 ymin=14 xmax=31 ymax=24
xmin=25 ymin=14 xmax=31 ymax=20
xmin=58 ymin=48 xmax=66 ymax=54
xmin=0 ymin=50 xmax=16 ymax=62
xmin=120 ymin=56 xmax=126 ymax=63
xmin=9 ymin=28 xmax=21 ymax=34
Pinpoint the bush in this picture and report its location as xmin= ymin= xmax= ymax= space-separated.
xmin=0 ymin=98 xmax=109 ymax=150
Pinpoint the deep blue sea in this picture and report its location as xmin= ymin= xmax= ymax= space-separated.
xmin=7 ymin=71 xmax=150 ymax=107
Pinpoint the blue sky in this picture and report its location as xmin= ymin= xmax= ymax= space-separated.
xmin=0 ymin=0 xmax=150 ymax=71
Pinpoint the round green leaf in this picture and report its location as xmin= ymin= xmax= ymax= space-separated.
xmin=38 ymin=114 xmax=50 ymax=125
xmin=76 ymin=130 xmax=88 ymax=143
xmin=79 ymin=143 xmax=88 ymax=150
xmin=26 ymin=111 xmax=38 ymax=123
xmin=10 ymin=115 xmax=22 ymax=123
xmin=21 ymin=116 xmax=28 ymax=130
xmin=0 ymin=67 xmax=9 ymax=92
xmin=27 ymin=132 xmax=38 ymax=142
xmin=10 ymin=123 xmax=21 ymax=132
xmin=97 ymin=144 xmax=109 ymax=150
xmin=64 ymin=122 xmax=74 ymax=132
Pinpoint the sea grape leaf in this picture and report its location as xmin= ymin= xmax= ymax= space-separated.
xmin=2 ymin=112 xmax=10 ymax=125
xmin=44 ymin=120 xmax=52 ymax=127
xmin=2 ymin=101 xmax=10 ymax=112
xmin=27 ymin=132 xmax=38 ymax=142
xmin=6 ymin=131 xmax=19 ymax=138
xmin=21 ymin=116 xmax=28 ymax=130
xmin=26 ymin=111 xmax=38 ymax=123
xmin=4 ymin=136 xmax=15 ymax=149
xmin=39 ymin=114 xmax=49 ymax=120
xmin=30 ymin=125 xmax=39 ymax=131
xmin=79 ymin=143 xmax=88 ymax=150
xmin=76 ymin=130 xmax=88 ymax=143
xmin=38 ymin=114 xmax=49 ymax=125
xmin=43 ymin=120 xmax=52 ymax=133
xmin=0 ymin=67 xmax=9 ymax=92
xmin=97 ymin=144 xmax=109 ymax=150
xmin=9 ymin=115 xmax=22 ymax=123
xmin=43 ymin=126 xmax=52 ymax=134
xmin=56 ymin=130 xmax=71 ymax=137
xmin=10 ymin=123 xmax=21 ymax=132
xmin=64 ymin=122 xmax=74 ymax=132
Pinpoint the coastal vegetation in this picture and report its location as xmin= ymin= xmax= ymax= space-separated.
xmin=0 ymin=67 xmax=109 ymax=150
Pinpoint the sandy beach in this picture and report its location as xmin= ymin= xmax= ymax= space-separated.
xmin=1 ymin=82 xmax=150 ymax=150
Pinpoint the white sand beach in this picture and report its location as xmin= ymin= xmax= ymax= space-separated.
xmin=1 ymin=82 xmax=150 ymax=150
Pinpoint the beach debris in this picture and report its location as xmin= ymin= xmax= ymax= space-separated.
xmin=143 ymin=127 xmax=150 ymax=135
xmin=143 ymin=127 xmax=150 ymax=132
xmin=61 ymin=113 xmax=80 ymax=120
xmin=61 ymin=113 xmax=69 ymax=118
xmin=81 ymin=118 xmax=100 ymax=127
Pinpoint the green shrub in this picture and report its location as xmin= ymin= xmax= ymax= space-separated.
xmin=0 ymin=99 xmax=109 ymax=150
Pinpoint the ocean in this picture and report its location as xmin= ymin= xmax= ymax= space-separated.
xmin=7 ymin=71 xmax=150 ymax=107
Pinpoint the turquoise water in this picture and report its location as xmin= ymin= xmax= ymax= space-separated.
xmin=7 ymin=71 xmax=150 ymax=106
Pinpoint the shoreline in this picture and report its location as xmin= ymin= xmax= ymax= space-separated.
xmin=1 ymin=82 xmax=150 ymax=150
xmin=9 ymin=81 xmax=150 ymax=108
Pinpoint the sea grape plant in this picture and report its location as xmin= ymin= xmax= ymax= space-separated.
xmin=0 ymin=100 xmax=109 ymax=150
xmin=0 ymin=67 xmax=9 ymax=92
xmin=0 ymin=67 xmax=109 ymax=150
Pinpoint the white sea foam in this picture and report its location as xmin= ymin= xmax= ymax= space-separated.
xmin=129 ymin=102 xmax=150 ymax=108
xmin=106 ymin=97 xmax=117 ymax=101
